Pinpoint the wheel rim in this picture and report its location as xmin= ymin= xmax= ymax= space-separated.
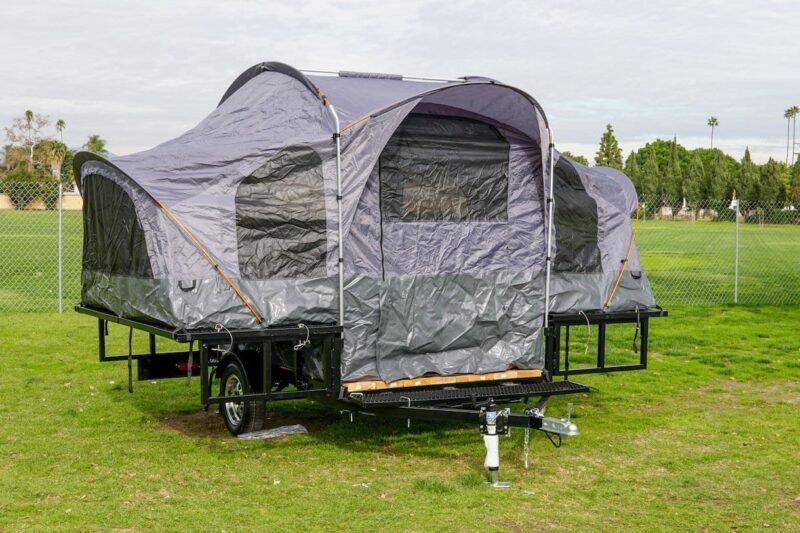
xmin=223 ymin=373 xmax=245 ymax=427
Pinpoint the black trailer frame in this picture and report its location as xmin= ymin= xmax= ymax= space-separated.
xmin=76 ymin=304 xmax=667 ymax=434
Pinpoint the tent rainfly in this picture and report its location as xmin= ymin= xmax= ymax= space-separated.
xmin=74 ymin=62 xmax=656 ymax=383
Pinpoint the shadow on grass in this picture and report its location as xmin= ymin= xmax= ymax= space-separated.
xmin=131 ymin=390 xmax=481 ymax=460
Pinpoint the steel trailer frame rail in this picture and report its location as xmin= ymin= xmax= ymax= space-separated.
xmin=75 ymin=303 xmax=666 ymax=435
xmin=76 ymin=304 xmax=344 ymax=405
xmin=545 ymin=307 xmax=668 ymax=378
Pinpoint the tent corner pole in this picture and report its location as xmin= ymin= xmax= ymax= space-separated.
xmin=326 ymin=103 xmax=345 ymax=327
xmin=543 ymin=129 xmax=555 ymax=337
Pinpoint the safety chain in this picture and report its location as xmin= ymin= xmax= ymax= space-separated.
xmin=523 ymin=425 xmax=531 ymax=470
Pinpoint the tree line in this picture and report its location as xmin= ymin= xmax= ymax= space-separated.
xmin=1 ymin=110 xmax=108 ymax=208
xmin=565 ymin=124 xmax=800 ymax=206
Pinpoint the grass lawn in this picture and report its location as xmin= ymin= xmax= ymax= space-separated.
xmin=1 ymin=305 xmax=798 ymax=530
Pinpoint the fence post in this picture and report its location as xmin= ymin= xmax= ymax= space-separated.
xmin=58 ymin=182 xmax=63 ymax=313
xmin=734 ymin=198 xmax=740 ymax=304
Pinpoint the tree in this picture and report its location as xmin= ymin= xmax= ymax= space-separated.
xmin=757 ymin=158 xmax=784 ymax=203
xmin=4 ymin=110 xmax=50 ymax=165
xmin=60 ymin=149 xmax=75 ymax=186
xmin=561 ymin=151 xmax=589 ymax=166
xmin=624 ymin=151 xmax=640 ymax=185
xmin=638 ymin=149 xmax=659 ymax=198
xmin=683 ymin=154 xmax=704 ymax=210
xmin=791 ymin=105 xmax=800 ymax=165
xmin=635 ymin=139 xmax=692 ymax=178
xmin=47 ymin=140 xmax=67 ymax=183
xmin=738 ymin=147 xmax=759 ymax=204
xmin=690 ymin=148 xmax=739 ymax=185
xmin=707 ymin=116 xmax=719 ymax=148
xmin=84 ymin=134 xmax=108 ymax=155
xmin=1 ymin=143 xmax=28 ymax=171
xmin=704 ymin=151 xmax=728 ymax=200
xmin=790 ymin=161 xmax=800 ymax=205
xmin=594 ymin=124 xmax=623 ymax=170
xmin=55 ymin=119 xmax=65 ymax=142
xmin=663 ymin=136 xmax=682 ymax=200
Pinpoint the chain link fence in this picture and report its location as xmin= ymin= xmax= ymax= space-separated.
xmin=0 ymin=184 xmax=798 ymax=312
xmin=636 ymin=194 xmax=800 ymax=306
xmin=0 ymin=181 xmax=82 ymax=312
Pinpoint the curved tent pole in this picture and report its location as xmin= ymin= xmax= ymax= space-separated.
xmin=543 ymin=129 xmax=555 ymax=336
xmin=218 ymin=61 xmax=322 ymax=107
xmin=320 ymin=91 xmax=345 ymax=327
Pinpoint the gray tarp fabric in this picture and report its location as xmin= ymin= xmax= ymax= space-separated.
xmin=75 ymin=62 xmax=655 ymax=383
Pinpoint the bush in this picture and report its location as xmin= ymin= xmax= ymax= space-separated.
xmin=715 ymin=208 xmax=737 ymax=222
xmin=41 ymin=181 xmax=60 ymax=210
xmin=1 ymin=165 xmax=62 ymax=210
xmin=3 ymin=166 xmax=38 ymax=209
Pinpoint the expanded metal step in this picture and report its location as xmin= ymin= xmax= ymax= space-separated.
xmin=347 ymin=380 xmax=589 ymax=407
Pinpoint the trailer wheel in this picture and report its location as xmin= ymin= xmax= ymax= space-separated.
xmin=219 ymin=359 xmax=265 ymax=436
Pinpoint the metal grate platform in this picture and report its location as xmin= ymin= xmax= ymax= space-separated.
xmin=347 ymin=380 xmax=589 ymax=407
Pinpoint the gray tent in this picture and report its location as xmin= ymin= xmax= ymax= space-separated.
xmin=75 ymin=62 xmax=655 ymax=383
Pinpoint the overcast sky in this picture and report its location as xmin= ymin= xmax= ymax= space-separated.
xmin=2 ymin=0 xmax=798 ymax=163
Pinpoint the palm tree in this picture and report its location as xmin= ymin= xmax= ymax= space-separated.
xmin=24 ymin=110 xmax=35 ymax=163
xmin=84 ymin=134 xmax=108 ymax=155
xmin=785 ymin=108 xmax=794 ymax=165
xmin=791 ymin=106 xmax=799 ymax=164
xmin=55 ymin=119 xmax=65 ymax=142
xmin=707 ymin=116 xmax=719 ymax=148
xmin=48 ymin=140 xmax=67 ymax=182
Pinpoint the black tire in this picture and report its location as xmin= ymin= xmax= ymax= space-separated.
xmin=219 ymin=359 xmax=265 ymax=436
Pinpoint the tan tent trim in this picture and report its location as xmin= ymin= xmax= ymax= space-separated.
xmin=343 ymin=369 xmax=543 ymax=392
xmin=154 ymin=199 xmax=264 ymax=324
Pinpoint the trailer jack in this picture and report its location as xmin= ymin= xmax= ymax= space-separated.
xmin=479 ymin=399 xmax=578 ymax=488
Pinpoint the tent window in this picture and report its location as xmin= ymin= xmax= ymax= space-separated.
xmin=380 ymin=114 xmax=509 ymax=223
xmin=553 ymin=158 xmax=602 ymax=272
xmin=81 ymin=174 xmax=153 ymax=277
xmin=236 ymin=146 xmax=327 ymax=279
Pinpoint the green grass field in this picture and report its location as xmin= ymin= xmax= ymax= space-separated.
xmin=637 ymin=220 xmax=800 ymax=305
xmin=0 ymin=306 xmax=798 ymax=530
xmin=1 ymin=211 xmax=800 ymax=529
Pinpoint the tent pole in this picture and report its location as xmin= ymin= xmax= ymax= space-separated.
xmin=543 ymin=129 xmax=555 ymax=339
xmin=326 ymin=103 xmax=345 ymax=326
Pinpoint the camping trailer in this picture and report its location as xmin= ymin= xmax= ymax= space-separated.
xmin=74 ymin=62 xmax=665 ymax=470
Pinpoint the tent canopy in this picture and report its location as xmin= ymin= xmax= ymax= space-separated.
xmin=75 ymin=61 xmax=655 ymax=382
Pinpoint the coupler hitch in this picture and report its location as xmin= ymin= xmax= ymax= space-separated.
xmin=479 ymin=399 xmax=579 ymax=487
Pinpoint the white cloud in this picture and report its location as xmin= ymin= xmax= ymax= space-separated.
xmin=1 ymin=0 xmax=798 ymax=159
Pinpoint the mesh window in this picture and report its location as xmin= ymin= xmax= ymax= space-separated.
xmin=553 ymin=158 xmax=602 ymax=272
xmin=236 ymin=146 xmax=327 ymax=279
xmin=82 ymin=174 xmax=153 ymax=277
xmin=380 ymin=114 xmax=509 ymax=223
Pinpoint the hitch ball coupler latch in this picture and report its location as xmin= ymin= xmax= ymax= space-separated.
xmin=527 ymin=402 xmax=580 ymax=437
